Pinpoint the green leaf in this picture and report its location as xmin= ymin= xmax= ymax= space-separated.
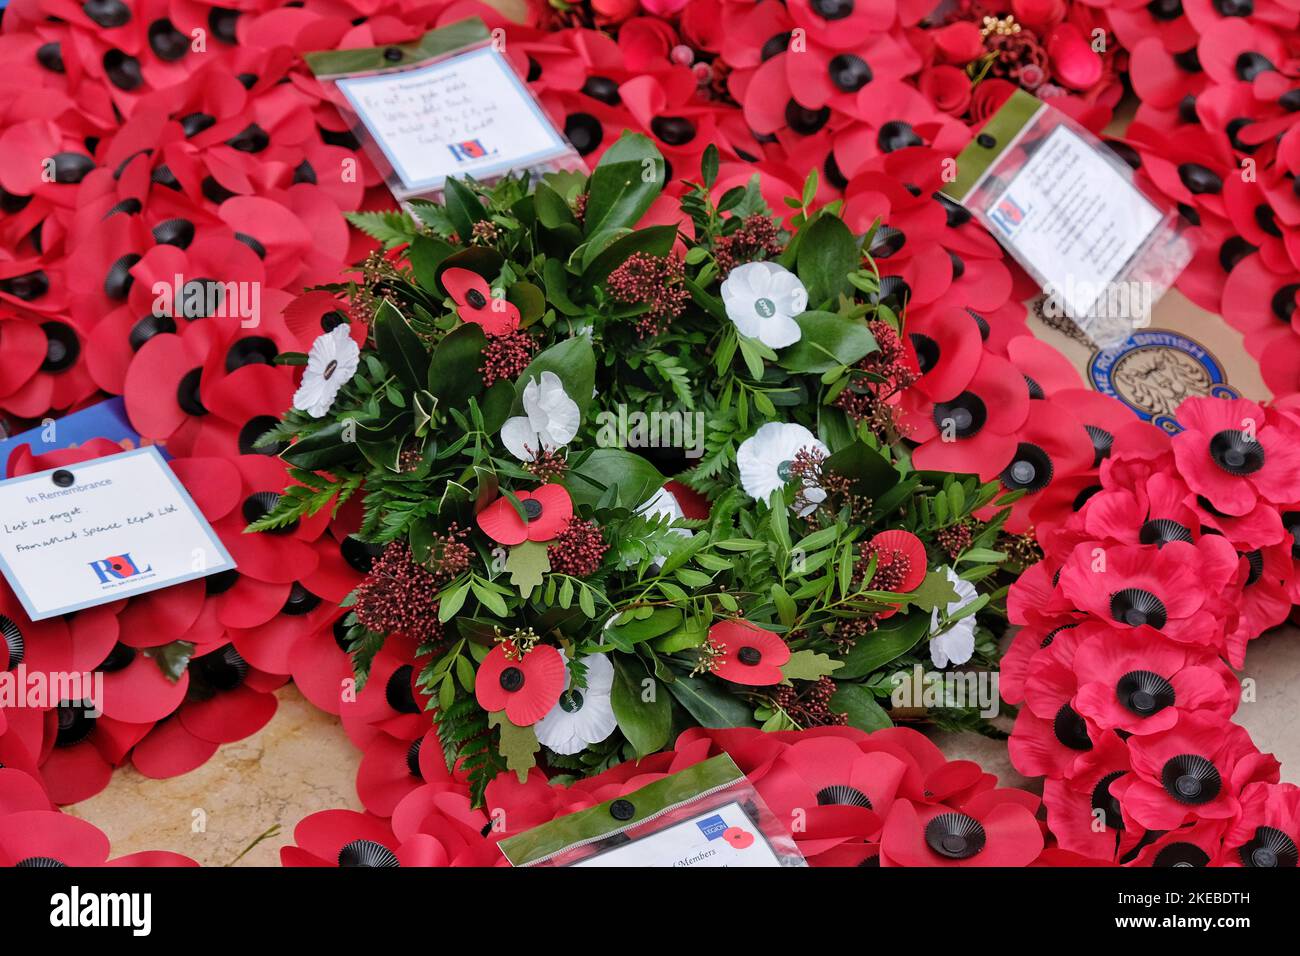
xmin=583 ymin=132 xmax=665 ymax=250
xmin=666 ymin=674 xmax=759 ymax=729
xmin=488 ymin=711 xmax=540 ymax=783
xmin=610 ymin=657 xmax=671 ymax=757
xmin=564 ymin=448 xmax=664 ymax=510
xmin=443 ymin=177 xmax=487 ymax=241
xmin=796 ymin=214 xmax=859 ymax=306
xmin=427 ymin=322 xmax=487 ymax=403
xmin=906 ymin=570 xmax=960 ymax=613
xmin=833 ymin=613 xmax=929 ymax=679
xmin=142 ymin=640 xmax=196 ymax=683
xmin=606 ymin=607 xmax=682 ymax=648
xmin=505 ymin=540 xmax=550 ymax=599
xmin=830 ymin=684 xmax=893 ymax=732
xmin=824 ymin=440 xmax=899 ymax=499
xmin=781 ymin=649 xmax=843 ymax=681
xmin=408 ymin=234 xmax=454 ymax=292
xmin=778 ymin=311 xmax=877 ymax=374
xmin=512 ymin=335 xmax=596 ymax=417
xmin=373 ymin=299 xmax=429 ymax=389
xmin=279 ymin=420 xmax=355 ymax=470
xmin=701 ymin=144 xmax=719 ymax=187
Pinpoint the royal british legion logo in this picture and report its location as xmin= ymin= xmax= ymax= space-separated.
xmin=89 ymin=553 xmax=152 ymax=585
xmin=447 ymin=139 xmax=490 ymax=163
xmin=991 ymin=196 xmax=1026 ymax=235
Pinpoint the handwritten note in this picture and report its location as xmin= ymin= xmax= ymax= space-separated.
xmin=0 ymin=447 xmax=234 ymax=620
xmin=337 ymin=46 xmax=570 ymax=193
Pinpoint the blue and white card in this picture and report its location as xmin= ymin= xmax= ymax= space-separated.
xmin=0 ymin=446 xmax=235 ymax=620
xmin=0 ymin=396 xmax=163 ymax=479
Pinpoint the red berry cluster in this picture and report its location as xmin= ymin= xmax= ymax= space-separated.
xmin=353 ymin=542 xmax=446 ymax=645
xmin=713 ymin=214 xmax=782 ymax=277
xmin=774 ymin=676 xmax=848 ymax=729
xmin=606 ymin=252 xmax=690 ymax=337
xmin=546 ymin=517 xmax=610 ymax=577
xmin=479 ymin=330 xmax=536 ymax=387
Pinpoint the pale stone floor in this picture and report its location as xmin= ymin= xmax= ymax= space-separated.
xmin=66 ymin=626 xmax=1299 ymax=866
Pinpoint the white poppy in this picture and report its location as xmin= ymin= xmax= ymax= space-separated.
xmin=534 ymin=654 xmax=618 ymax=755
xmin=736 ymin=422 xmax=828 ymax=516
xmin=929 ymin=567 xmax=980 ymax=668
xmin=293 ymin=324 xmax=360 ymax=418
xmin=720 ymin=261 xmax=808 ymax=349
xmin=500 ymin=370 xmax=580 ymax=461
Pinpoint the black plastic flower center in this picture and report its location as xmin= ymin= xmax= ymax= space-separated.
xmin=337 ymin=840 xmax=400 ymax=868
xmin=227 ymin=123 xmax=269 ymax=153
xmin=37 ymin=42 xmax=66 ymax=73
xmin=192 ymin=646 xmax=249 ymax=692
xmin=322 ymin=359 xmax=339 ymax=381
xmin=910 ymin=334 xmax=939 ymax=374
xmin=320 ymin=310 xmax=348 ymax=333
xmin=737 ymin=646 xmax=762 ymax=666
xmin=96 ymin=642 xmax=136 ymax=674
xmin=40 ymin=322 xmax=80 ymax=373
xmin=924 ymin=812 xmax=986 ymax=859
xmin=104 ymin=50 xmax=142 ymax=91
xmin=786 ymin=101 xmax=831 ymax=135
xmin=1208 ymin=429 xmax=1265 ymax=475
xmin=55 ymin=700 xmax=97 ymax=747
xmin=559 ymin=688 xmax=584 ymax=713
xmin=1146 ymin=0 xmax=1183 ymax=18
xmin=1001 ymin=443 xmax=1054 ymax=493
xmin=1255 ymin=203 xmax=1281 ymax=237
xmin=1242 ymin=549 xmax=1264 ymax=587
xmin=1236 ymin=52 xmax=1275 ymax=82
xmin=1177 ymin=163 xmax=1222 ymax=195
xmin=128 ymin=314 xmax=176 ymax=351
xmin=1079 ymin=425 xmax=1112 ymax=469
xmin=581 ymin=76 xmax=620 ymax=106
xmin=205 ymin=568 xmax=238 ymax=595
xmin=1219 ymin=236 xmax=1256 ymax=273
xmin=1214 ymin=0 xmax=1253 ymax=16
xmin=84 ymin=0 xmax=131 ymax=29
xmin=341 ymin=536 xmax=385 ymax=574
xmin=239 ymin=416 xmax=286 ymax=457
xmin=104 ymin=253 xmax=141 ymax=299
xmin=236 ymin=232 xmax=267 ymax=259
xmin=406 ymin=738 xmax=423 ymax=777
xmin=1023 ymin=375 xmax=1045 ymax=400
xmin=50 ymin=152 xmax=94 ymax=184
xmin=151 ymin=219 xmax=195 ymax=256
xmin=761 ymin=33 xmax=790 ymax=61
xmin=933 ymin=392 xmax=987 ymax=438
xmin=1053 ymin=704 xmax=1093 ymax=751
xmin=564 ymin=113 xmax=603 ymax=155
xmin=148 ymin=18 xmax=188 ymax=61
xmin=464 ymin=288 xmax=487 ymax=310
xmin=176 ymin=278 xmax=226 ymax=320
xmin=16 ymin=856 xmax=67 ymax=868
xmin=226 ymin=336 xmax=277 ymax=372
xmin=877 ymin=120 xmax=922 ymax=153
xmin=870 ymin=226 xmax=906 ymax=259
xmin=1271 ymin=284 xmax=1300 ymax=323
xmin=829 ymin=54 xmax=872 ymax=92
xmin=282 ymin=583 xmax=322 ymax=616
xmin=386 ymin=665 xmax=420 ymax=713
xmin=1117 ymin=670 xmax=1176 ymax=717
xmin=1139 ymin=518 xmax=1193 ymax=548
xmin=176 ymin=367 xmax=207 ymax=417
xmin=499 ymin=666 xmax=526 ymax=692
xmin=242 ymin=491 xmax=297 ymax=534
xmin=1161 ymin=754 xmax=1221 ymax=805
xmin=1110 ymin=588 xmax=1168 ymax=629
xmin=651 ymin=116 xmax=695 ymax=146
xmin=180 ymin=111 xmax=216 ymax=137
xmin=1090 ymin=771 xmax=1127 ymax=831
xmin=1238 ymin=826 xmax=1298 ymax=868
xmin=1 ymin=615 xmax=25 ymax=670
xmin=811 ymin=0 xmax=855 ymax=20
xmin=208 ymin=8 xmax=241 ymax=46
xmin=1153 ymin=842 xmax=1210 ymax=867
xmin=522 ymin=499 xmax=543 ymax=521
xmin=1040 ymin=622 xmax=1077 ymax=649
xmin=816 ymin=785 xmax=872 ymax=808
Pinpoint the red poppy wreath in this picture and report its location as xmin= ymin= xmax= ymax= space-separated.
xmin=0 ymin=0 xmax=1297 ymax=872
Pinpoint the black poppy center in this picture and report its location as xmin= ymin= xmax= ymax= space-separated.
xmin=1283 ymin=512 xmax=1300 ymax=559
xmin=1236 ymin=52 xmax=1275 ymax=82
xmin=176 ymin=367 xmax=207 ymax=417
xmin=811 ymin=0 xmax=855 ymax=21
xmin=1146 ymin=0 xmax=1183 ymax=18
xmin=924 ymin=812 xmax=986 ymax=859
xmin=1208 ymin=429 xmax=1265 ymax=475
xmin=1271 ymin=284 xmax=1299 ymax=323
xmin=465 ymin=288 xmax=488 ymax=310
xmin=1 ymin=615 xmax=25 ymax=670
xmin=226 ymin=336 xmax=277 ymax=372
xmin=910 ymin=334 xmax=939 ymax=374
xmin=1117 ymin=670 xmax=1176 ymax=717
xmin=559 ymin=689 xmax=584 ymax=713
xmin=239 ymin=416 xmax=286 ymax=457
xmin=816 ymin=785 xmax=872 ymax=808
xmin=1083 ymin=425 xmax=1114 ymax=468
xmin=651 ymin=116 xmax=695 ymax=146
xmin=1109 ymin=588 xmax=1168 ymax=629
xmin=737 ymin=646 xmax=762 ymax=666
xmin=40 ymin=322 xmax=80 ymax=373
xmin=96 ymin=642 xmax=137 ymax=674
xmin=282 ymin=583 xmax=322 ymax=616
xmin=55 ymin=700 xmax=97 ymax=747
xmin=242 ymin=492 xmax=297 ymax=534
xmin=564 ymin=113 xmax=602 ymax=155
xmin=522 ymin=499 xmax=543 ymax=520
xmin=499 ymin=666 xmax=526 ymax=692
xmin=933 ymin=392 xmax=987 ymax=438
xmin=406 ymin=738 xmax=423 ymax=777
xmin=192 ymin=646 xmax=248 ymax=693
xmin=385 ymin=665 xmax=420 ymax=714
xmin=1001 ymin=443 xmax=1054 ymax=493
xmin=337 ymin=839 xmax=400 ymax=868
xmin=581 ymin=76 xmax=620 ymax=106
xmin=1161 ymin=754 xmax=1221 ymax=805
xmin=1238 ymin=826 xmax=1298 ymax=868
xmin=129 ymin=314 xmax=176 ymax=352
xmin=1091 ymin=771 xmax=1127 ymax=831
xmin=1138 ymin=518 xmax=1193 ymax=548
xmin=84 ymin=0 xmax=131 ymax=29
xmin=877 ymin=120 xmax=922 ymax=153
xmin=829 ymin=54 xmax=872 ymax=92
xmin=1053 ymin=703 xmax=1093 ymax=751
xmin=1177 ymin=163 xmax=1222 ymax=195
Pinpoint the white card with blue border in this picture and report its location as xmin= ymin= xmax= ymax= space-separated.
xmin=0 ymin=446 xmax=235 ymax=621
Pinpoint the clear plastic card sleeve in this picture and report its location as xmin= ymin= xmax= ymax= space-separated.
xmin=306 ymin=18 xmax=585 ymax=204
xmin=942 ymin=90 xmax=1191 ymax=348
xmin=497 ymin=755 xmax=807 ymax=868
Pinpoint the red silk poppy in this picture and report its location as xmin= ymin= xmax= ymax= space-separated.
xmin=476 ymin=484 xmax=573 ymax=545
xmin=474 ymin=642 xmax=567 ymax=726
xmin=442 ymin=267 xmax=520 ymax=336
xmin=708 ymin=619 xmax=791 ymax=685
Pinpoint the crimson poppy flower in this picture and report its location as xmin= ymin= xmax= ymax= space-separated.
xmin=356 ymin=728 xmax=444 ymax=818
xmin=1071 ymin=626 xmax=1238 ymax=736
xmin=0 ymin=810 xmax=113 ymax=867
xmin=0 ymin=312 xmax=96 ymax=419
xmin=1221 ymin=782 xmax=1300 ymax=868
xmin=340 ymin=637 xmax=434 ymax=748
xmin=903 ymin=305 xmax=984 ymax=401
xmin=904 ymin=352 xmax=1031 ymax=480
xmin=475 ymin=641 xmax=566 ymax=727
xmin=1008 ymin=697 xmax=1102 ymax=780
xmin=708 ymin=619 xmax=791 ymax=686
xmin=1223 ymin=541 xmax=1295 ymax=667
xmin=1041 ymin=732 xmax=1145 ymax=862
xmin=1123 ymin=712 xmax=1279 ymax=830
xmin=476 ymin=484 xmax=573 ymax=545
xmin=36 ymin=700 xmax=152 ymax=805
xmin=879 ymin=790 xmax=1045 ymax=866
xmin=442 ymin=267 xmax=520 ymax=336
xmin=1171 ymin=396 xmax=1300 ymax=516
xmin=281 ymin=809 xmax=404 ymax=867
xmin=998 ymin=613 xmax=1088 ymax=706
